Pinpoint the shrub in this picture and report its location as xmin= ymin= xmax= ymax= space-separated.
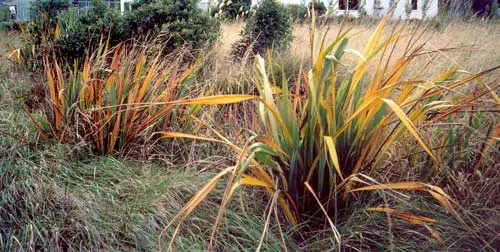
xmin=0 ymin=6 xmax=10 ymax=21
xmin=54 ymin=1 xmax=130 ymax=63
xmin=0 ymin=21 xmax=14 ymax=32
xmin=311 ymin=0 xmax=327 ymax=15
xmin=125 ymin=0 xmax=220 ymax=52
xmin=214 ymin=0 xmax=252 ymax=20
xmin=287 ymin=4 xmax=306 ymax=22
xmin=232 ymin=0 xmax=293 ymax=58
xmin=53 ymin=0 xmax=219 ymax=63
xmin=12 ymin=0 xmax=219 ymax=69
xmin=288 ymin=1 xmax=327 ymax=23
xmin=30 ymin=0 xmax=71 ymax=22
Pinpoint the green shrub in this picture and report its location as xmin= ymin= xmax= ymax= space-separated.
xmin=0 ymin=21 xmax=13 ymax=32
xmin=16 ymin=0 xmax=219 ymax=68
xmin=287 ymin=4 xmax=305 ymax=22
xmin=0 ymin=6 xmax=10 ymax=21
xmin=288 ymin=1 xmax=327 ymax=23
xmin=309 ymin=0 xmax=327 ymax=16
xmin=126 ymin=0 xmax=220 ymax=52
xmin=492 ymin=0 xmax=499 ymax=18
xmin=30 ymin=0 xmax=71 ymax=21
xmin=53 ymin=0 xmax=129 ymax=64
xmin=232 ymin=0 xmax=293 ymax=58
xmin=214 ymin=0 xmax=252 ymax=20
xmin=53 ymin=0 xmax=218 ymax=64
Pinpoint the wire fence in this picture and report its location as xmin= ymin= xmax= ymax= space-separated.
xmin=74 ymin=0 xmax=121 ymax=14
xmin=9 ymin=0 xmax=122 ymax=21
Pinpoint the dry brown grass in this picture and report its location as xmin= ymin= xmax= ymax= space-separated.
xmin=217 ymin=20 xmax=500 ymax=73
xmin=208 ymin=20 xmax=500 ymax=103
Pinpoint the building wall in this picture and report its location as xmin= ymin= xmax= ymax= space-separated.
xmin=13 ymin=0 xmax=30 ymax=20
xmin=329 ymin=0 xmax=438 ymax=19
xmin=263 ymin=0 xmax=439 ymax=19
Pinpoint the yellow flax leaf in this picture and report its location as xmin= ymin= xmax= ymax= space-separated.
xmin=324 ymin=136 xmax=344 ymax=181
xmin=174 ymin=95 xmax=257 ymax=105
xmin=381 ymin=98 xmax=437 ymax=162
xmin=158 ymin=132 xmax=226 ymax=145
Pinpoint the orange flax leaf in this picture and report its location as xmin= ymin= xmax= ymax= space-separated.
xmin=110 ymin=44 xmax=123 ymax=71
xmin=367 ymin=208 xmax=444 ymax=244
xmin=172 ymin=95 xmax=258 ymax=105
xmin=135 ymin=58 xmax=159 ymax=104
xmin=109 ymin=112 xmax=122 ymax=152
xmin=54 ymin=59 xmax=65 ymax=108
xmin=44 ymin=57 xmax=62 ymax=129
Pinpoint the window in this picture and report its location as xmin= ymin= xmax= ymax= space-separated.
xmin=339 ymin=0 xmax=359 ymax=10
xmin=411 ymin=0 xmax=418 ymax=10
xmin=124 ymin=2 xmax=132 ymax=12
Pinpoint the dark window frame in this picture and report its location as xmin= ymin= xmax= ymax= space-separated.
xmin=411 ymin=0 xmax=418 ymax=10
xmin=339 ymin=0 xmax=359 ymax=10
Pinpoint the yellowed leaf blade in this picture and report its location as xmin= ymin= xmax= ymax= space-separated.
xmin=255 ymin=135 xmax=287 ymax=156
xmin=158 ymin=132 xmax=226 ymax=145
xmin=305 ymin=182 xmax=341 ymax=249
xmin=174 ymin=95 xmax=257 ymax=105
xmin=352 ymin=181 xmax=427 ymax=192
xmin=239 ymin=174 xmax=274 ymax=188
xmin=324 ymin=136 xmax=344 ymax=181
xmin=367 ymin=208 xmax=443 ymax=243
xmin=381 ymin=98 xmax=437 ymax=162
xmin=367 ymin=207 xmax=441 ymax=224
xmin=353 ymin=182 xmax=455 ymax=214
xmin=423 ymin=224 xmax=444 ymax=244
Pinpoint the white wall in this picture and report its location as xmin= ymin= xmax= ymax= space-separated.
xmin=318 ymin=0 xmax=438 ymax=19
xmin=252 ymin=0 xmax=330 ymax=7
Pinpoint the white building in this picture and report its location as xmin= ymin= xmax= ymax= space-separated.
xmin=331 ymin=0 xmax=438 ymax=19
xmin=252 ymin=0 xmax=439 ymax=19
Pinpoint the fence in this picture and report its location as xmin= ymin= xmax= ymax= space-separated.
xmin=10 ymin=0 xmax=121 ymax=21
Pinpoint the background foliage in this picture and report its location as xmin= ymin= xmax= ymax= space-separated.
xmin=214 ymin=0 xmax=252 ymax=20
xmin=232 ymin=0 xmax=293 ymax=58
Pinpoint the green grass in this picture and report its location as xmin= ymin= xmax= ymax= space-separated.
xmin=0 ymin=142 xmax=294 ymax=251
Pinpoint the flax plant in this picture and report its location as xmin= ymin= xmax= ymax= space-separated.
xmin=163 ymin=12 xmax=500 ymax=249
xmin=33 ymin=42 xmax=255 ymax=154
